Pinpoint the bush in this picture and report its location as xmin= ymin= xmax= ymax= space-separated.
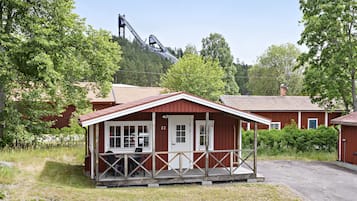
xmin=242 ymin=124 xmax=338 ymax=153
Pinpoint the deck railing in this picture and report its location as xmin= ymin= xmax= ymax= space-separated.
xmin=97 ymin=149 xmax=255 ymax=182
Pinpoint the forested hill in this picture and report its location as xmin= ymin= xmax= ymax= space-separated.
xmin=112 ymin=36 xmax=174 ymax=87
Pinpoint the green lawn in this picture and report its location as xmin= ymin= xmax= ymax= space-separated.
xmin=258 ymin=149 xmax=337 ymax=161
xmin=0 ymin=146 xmax=302 ymax=201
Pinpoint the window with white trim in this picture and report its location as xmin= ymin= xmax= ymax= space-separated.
xmin=195 ymin=120 xmax=214 ymax=151
xmin=270 ymin=122 xmax=281 ymax=130
xmin=105 ymin=121 xmax=152 ymax=152
xmin=109 ymin=126 xmax=121 ymax=148
xmin=308 ymin=118 xmax=318 ymax=129
xmin=176 ymin=125 xmax=186 ymax=143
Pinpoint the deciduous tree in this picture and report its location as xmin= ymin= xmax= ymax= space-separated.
xmin=201 ymin=33 xmax=239 ymax=95
xmin=248 ymin=43 xmax=303 ymax=95
xmin=0 ymin=0 xmax=121 ymax=146
xmin=298 ymin=0 xmax=357 ymax=111
xmin=160 ymin=54 xmax=225 ymax=101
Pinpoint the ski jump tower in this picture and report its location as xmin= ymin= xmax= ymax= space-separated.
xmin=118 ymin=14 xmax=178 ymax=63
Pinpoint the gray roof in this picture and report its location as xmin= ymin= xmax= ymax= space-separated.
xmin=220 ymin=95 xmax=338 ymax=112
xmin=331 ymin=112 xmax=357 ymax=126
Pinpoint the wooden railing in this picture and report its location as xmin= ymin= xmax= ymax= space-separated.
xmin=97 ymin=149 xmax=255 ymax=182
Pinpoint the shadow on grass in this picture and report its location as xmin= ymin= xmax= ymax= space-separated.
xmin=39 ymin=161 xmax=94 ymax=188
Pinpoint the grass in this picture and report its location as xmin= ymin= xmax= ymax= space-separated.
xmin=258 ymin=149 xmax=337 ymax=161
xmin=0 ymin=145 xmax=305 ymax=201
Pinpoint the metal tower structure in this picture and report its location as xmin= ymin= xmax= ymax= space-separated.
xmin=118 ymin=14 xmax=178 ymax=63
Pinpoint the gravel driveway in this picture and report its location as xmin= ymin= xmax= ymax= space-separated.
xmin=259 ymin=160 xmax=357 ymax=201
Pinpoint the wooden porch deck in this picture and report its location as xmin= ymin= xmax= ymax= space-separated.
xmin=97 ymin=166 xmax=261 ymax=187
xmin=94 ymin=149 xmax=263 ymax=187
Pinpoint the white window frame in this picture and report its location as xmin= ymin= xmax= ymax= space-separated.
xmin=195 ymin=120 xmax=214 ymax=151
xmin=104 ymin=121 xmax=152 ymax=152
xmin=270 ymin=122 xmax=281 ymax=130
xmin=308 ymin=118 xmax=318 ymax=129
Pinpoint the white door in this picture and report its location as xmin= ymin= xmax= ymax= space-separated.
xmin=168 ymin=115 xmax=193 ymax=169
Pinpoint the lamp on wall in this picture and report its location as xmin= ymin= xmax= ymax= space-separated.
xmin=162 ymin=115 xmax=168 ymax=119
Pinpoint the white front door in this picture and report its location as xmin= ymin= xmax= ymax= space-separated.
xmin=168 ymin=115 xmax=193 ymax=169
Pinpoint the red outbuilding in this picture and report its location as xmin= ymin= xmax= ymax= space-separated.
xmin=79 ymin=92 xmax=271 ymax=186
xmin=220 ymin=85 xmax=342 ymax=130
xmin=331 ymin=112 xmax=357 ymax=165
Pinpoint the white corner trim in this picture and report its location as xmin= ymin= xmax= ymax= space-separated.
xmin=325 ymin=112 xmax=328 ymax=127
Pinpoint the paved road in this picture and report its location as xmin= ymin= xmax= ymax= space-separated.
xmin=259 ymin=160 xmax=357 ymax=201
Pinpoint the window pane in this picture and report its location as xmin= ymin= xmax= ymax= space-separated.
xmin=144 ymin=136 xmax=149 ymax=147
xmin=110 ymin=138 xmax=114 ymax=147
xmin=116 ymin=138 xmax=121 ymax=148
xmin=110 ymin=126 xmax=114 ymax=136
xmin=130 ymin=126 xmax=135 ymax=147
xmin=181 ymin=136 xmax=186 ymax=143
xmin=200 ymin=136 xmax=204 ymax=146
xmin=271 ymin=123 xmax=280 ymax=130
xmin=124 ymin=126 xmax=129 ymax=136
xmin=200 ymin=125 xmax=204 ymax=134
xmin=116 ymin=126 xmax=121 ymax=136
xmin=309 ymin=119 xmax=317 ymax=129
xmin=124 ymin=126 xmax=129 ymax=147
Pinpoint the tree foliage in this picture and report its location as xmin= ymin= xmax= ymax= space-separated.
xmin=113 ymin=37 xmax=171 ymax=86
xmin=248 ymin=43 xmax=303 ymax=95
xmin=234 ymin=61 xmax=251 ymax=95
xmin=0 ymin=0 xmax=121 ymax=146
xmin=298 ymin=0 xmax=357 ymax=111
xmin=160 ymin=54 xmax=225 ymax=101
xmin=201 ymin=33 xmax=239 ymax=95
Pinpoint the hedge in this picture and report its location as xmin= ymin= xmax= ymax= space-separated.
xmin=242 ymin=123 xmax=338 ymax=152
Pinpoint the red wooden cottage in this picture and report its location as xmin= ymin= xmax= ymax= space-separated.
xmin=220 ymin=86 xmax=342 ymax=130
xmin=79 ymin=92 xmax=270 ymax=186
xmin=331 ymin=112 xmax=357 ymax=165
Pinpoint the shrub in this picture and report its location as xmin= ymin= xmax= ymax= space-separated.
xmin=242 ymin=124 xmax=338 ymax=153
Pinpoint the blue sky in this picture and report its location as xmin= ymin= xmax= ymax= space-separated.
xmin=74 ymin=0 xmax=303 ymax=65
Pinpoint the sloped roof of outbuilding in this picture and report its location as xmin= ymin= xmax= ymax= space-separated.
xmin=80 ymin=82 xmax=165 ymax=104
xmin=220 ymin=95 xmax=343 ymax=112
xmin=331 ymin=112 xmax=357 ymax=126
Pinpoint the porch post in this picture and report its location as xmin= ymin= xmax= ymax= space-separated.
xmin=205 ymin=112 xmax=209 ymax=177
xmin=95 ymin=123 xmax=99 ymax=181
xmin=298 ymin=111 xmax=302 ymax=129
xmin=238 ymin=119 xmax=242 ymax=163
xmin=152 ymin=112 xmax=156 ymax=177
xmin=253 ymin=122 xmax=258 ymax=177
xmin=89 ymin=125 xmax=94 ymax=179
xmin=338 ymin=125 xmax=342 ymax=161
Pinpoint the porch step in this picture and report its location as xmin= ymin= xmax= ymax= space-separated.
xmin=201 ymin=180 xmax=212 ymax=186
xmin=148 ymin=183 xmax=159 ymax=188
